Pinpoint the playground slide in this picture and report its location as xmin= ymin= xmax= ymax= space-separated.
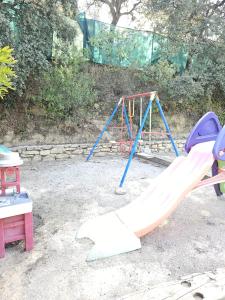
xmin=77 ymin=140 xmax=215 ymax=261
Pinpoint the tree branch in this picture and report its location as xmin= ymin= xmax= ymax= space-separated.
xmin=85 ymin=0 xmax=96 ymax=10
xmin=206 ymin=0 xmax=225 ymax=18
xmin=214 ymin=0 xmax=225 ymax=8
xmin=100 ymin=0 xmax=114 ymax=7
xmin=120 ymin=0 xmax=142 ymax=16
xmin=86 ymin=0 xmax=142 ymax=25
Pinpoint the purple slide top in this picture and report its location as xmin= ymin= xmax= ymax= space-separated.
xmin=213 ymin=125 xmax=225 ymax=161
xmin=185 ymin=112 xmax=222 ymax=153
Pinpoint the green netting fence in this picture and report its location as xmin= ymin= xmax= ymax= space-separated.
xmin=77 ymin=13 xmax=187 ymax=72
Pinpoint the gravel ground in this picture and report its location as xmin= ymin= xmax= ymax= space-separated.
xmin=1 ymin=155 xmax=225 ymax=300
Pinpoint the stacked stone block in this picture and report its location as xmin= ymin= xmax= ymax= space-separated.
xmin=11 ymin=139 xmax=186 ymax=162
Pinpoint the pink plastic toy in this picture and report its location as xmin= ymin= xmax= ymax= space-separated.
xmin=0 ymin=145 xmax=33 ymax=258
xmin=0 ymin=212 xmax=33 ymax=258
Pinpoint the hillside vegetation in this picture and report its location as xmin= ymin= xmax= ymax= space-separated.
xmin=0 ymin=0 xmax=225 ymax=144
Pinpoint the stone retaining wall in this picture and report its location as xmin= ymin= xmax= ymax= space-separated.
xmin=11 ymin=140 xmax=186 ymax=162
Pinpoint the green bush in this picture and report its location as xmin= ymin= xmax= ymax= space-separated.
xmin=0 ymin=0 xmax=78 ymax=98
xmin=0 ymin=46 xmax=16 ymax=99
xmin=211 ymin=100 xmax=225 ymax=125
xmin=141 ymin=60 xmax=176 ymax=92
xmin=37 ymin=50 xmax=96 ymax=120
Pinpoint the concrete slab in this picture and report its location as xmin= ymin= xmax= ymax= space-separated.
xmin=136 ymin=152 xmax=174 ymax=167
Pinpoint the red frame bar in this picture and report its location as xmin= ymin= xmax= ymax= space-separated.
xmin=123 ymin=91 xmax=157 ymax=100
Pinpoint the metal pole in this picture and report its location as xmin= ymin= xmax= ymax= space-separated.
xmin=139 ymin=97 xmax=143 ymax=152
xmin=121 ymin=98 xmax=125 ymax=142
xmin=119 ymin=97 xmax=154 ymax=187
xmin=149 ymin=103 xmax=152 ymax=153
xmin=86 ymin=99 xmax=122 ymax=161
xmin=140 ymin=98 xmax=143 ymax=127
xmin=123 ymin=104 xmax=132 ymax=139
xmin=155 ymin=97 xmax=179 ymax=157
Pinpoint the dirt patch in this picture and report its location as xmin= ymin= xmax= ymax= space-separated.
xmin=1 ymin=156 xmax=225 ymax=299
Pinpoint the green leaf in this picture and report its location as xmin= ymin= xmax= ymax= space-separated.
xmin=0 ymin=46 xmax=16 ymax=99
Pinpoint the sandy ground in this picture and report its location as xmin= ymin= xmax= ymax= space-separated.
xmin=1 ymin=155 xmax=225 ymax=300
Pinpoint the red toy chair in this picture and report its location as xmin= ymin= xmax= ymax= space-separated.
xmin=0 ymin=166 xmax=21 ymax=195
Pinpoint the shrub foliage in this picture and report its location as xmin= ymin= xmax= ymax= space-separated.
xmin=0 ymin=46 xmax=16 ymax=99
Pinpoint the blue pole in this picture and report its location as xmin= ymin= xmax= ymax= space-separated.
xmin=86 ymin=99 xmax=122 ymax=161
xmin=119 ymin=98 xmax=154 ymax=187
xmin=155 ymin=97 xmax=179 ymax=157
xmin=123 ymin=105 xmax=133 ymax=139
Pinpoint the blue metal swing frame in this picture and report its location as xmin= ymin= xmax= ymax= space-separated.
xmin=86 ymin=92 xmax=179 ymax=188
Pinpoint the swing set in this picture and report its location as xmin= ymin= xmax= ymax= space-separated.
xmin=86 ymin=91 xmax=179 ymax=188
